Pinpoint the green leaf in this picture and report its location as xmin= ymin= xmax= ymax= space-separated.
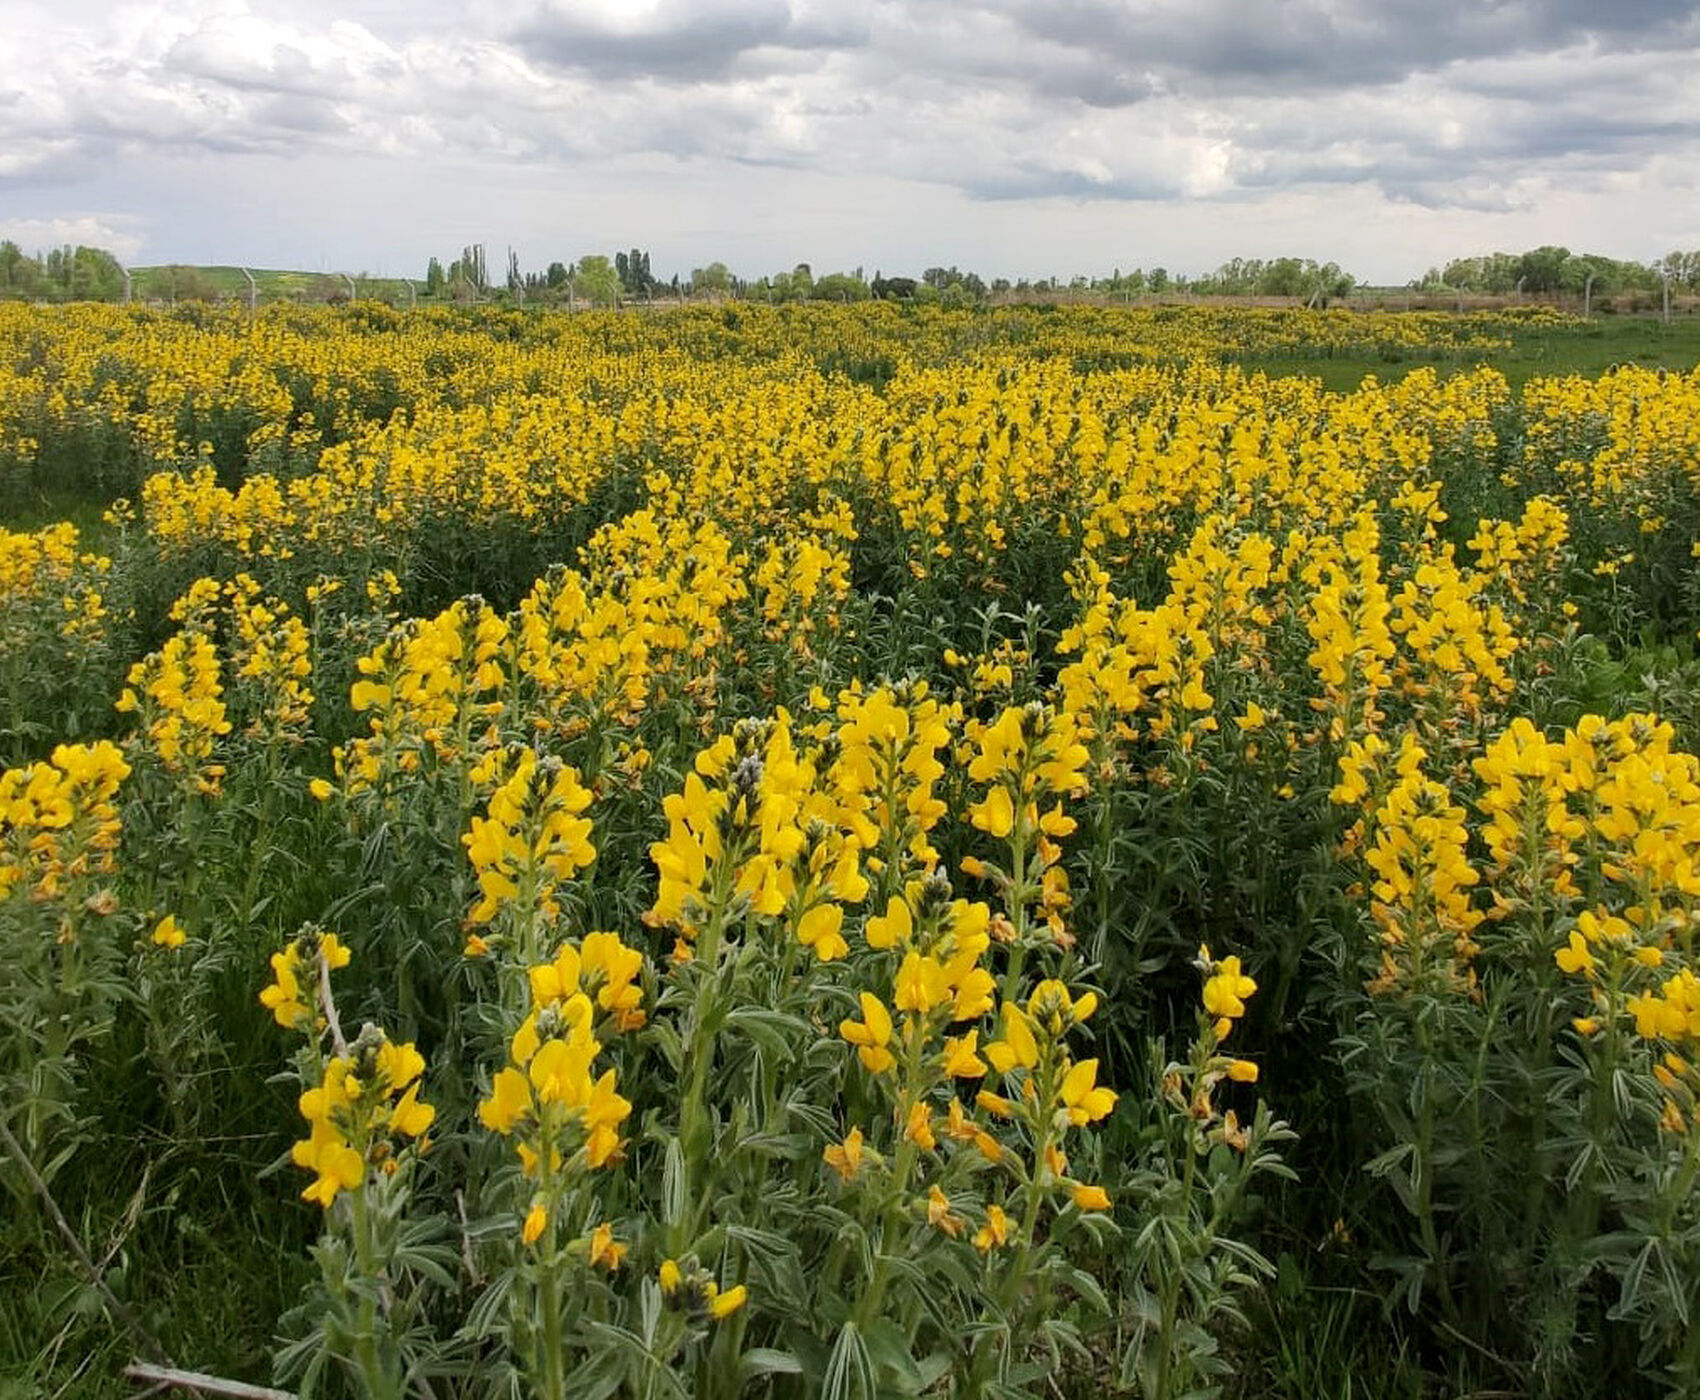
xmin=823 ymin=1320 xmax=875 ymax=1400
xmin=740 ymin=1348 xmax=805 ymax=1382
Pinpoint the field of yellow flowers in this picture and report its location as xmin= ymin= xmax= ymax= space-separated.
xmin=3 ymin=300 xmax=1700 ymax=1400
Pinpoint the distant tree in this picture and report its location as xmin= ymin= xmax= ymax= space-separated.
xmin=446 ymin=245 xmax=487 ymax=297
xmin=616 ymin=249 xmax=655 ymax=295
xmin=573 ymin=255 xmax=621 ymax=306
xmin=1148 ymin=267 xmax=1169 ymax=293
xmin=545 ymin=261 xmax=570 ymax=289
xmin=425 ymin=257 xmax=445 ymax=295
xmin=691 ymin=261 xmax=732 ymax=296
xmin=810 ymin=271 xmax=871 ymax=302
xmin=1514 ymin=246 xmax=1571 ymax=294
xmin=162 ymin=265 xmax=220 ymax=303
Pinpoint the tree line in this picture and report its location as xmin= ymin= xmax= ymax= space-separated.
xmin=6 ymin=237 xmax=1700 ymax=308
xmin=0 ymin=243 xmax=126 ymax=302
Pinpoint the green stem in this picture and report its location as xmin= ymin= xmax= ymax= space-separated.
xmin=853 ymin=1018 xmax=927 ymax=1330
xmin=1153 ymin=1107 xmax=1200 ymax=1400
xmin=349 ymin=1185 xmax=400 ymax=1400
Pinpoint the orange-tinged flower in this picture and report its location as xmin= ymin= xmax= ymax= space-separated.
xmin=974 ymin=1204 xmax=1009 ymax=1253
xmin=587 ymin=1222 xmax=626 ymax=1270
xmin=824 ymin=1126 xmax=866 ymax=1182
xmin=1072 ymin=1183 xmax=1112 ymax=1211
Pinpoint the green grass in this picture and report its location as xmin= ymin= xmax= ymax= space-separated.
xmin=128 ymin=265 xmax=418 ymax=304
xmin=1233 ymin=312 xmax=1700 ymax=393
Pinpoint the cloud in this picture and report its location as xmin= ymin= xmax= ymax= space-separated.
xmin=1 ymin=0 xmax=1697 ymax=277
xmin=0 ymin=213 xmax=147 ymax=260
xmin=510 ymin=0 xmax=871 ymax=79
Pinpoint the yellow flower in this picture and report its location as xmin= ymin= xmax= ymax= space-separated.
xmin=974 ymin=1204 xmax=1009 ymax=1253
xmin=983 ymin=1002 xmax=1038 ymax=1073
xmin=797 ymin=902 xmax=848 ymax=961
xmin=709 ymin=1284 xmax=748 ymax=1319
xmin=587 ymin=1222 xmax=626 ymax=1270
xmin=523 ymin=1203 xmax=548 ymax=1244
xmin=926 ymin=1185 xmax=963 ymax=1237
xmin=824 ymin=1126 xmax=866 ymax=1182
xmin=151 ymin=914 xmax=186 ymax=949
xmin=1071 ymin=1183 xmax=1112 ymax=1212
xmin=840 ymin=993 xmax=896 ymax=1074
xmin=942 ymin=1030 xmax=987 ymax=1079
xmin=904 ymin=1101 xmax=936 ymax=1150
xmin=1059 ymin=1058 xmax=1117 ymax=1125
xmin=1555 ymin=930 xmax=1595 ymax=977
xmin=1202 ymin=955 xmax=1256 ymax=1022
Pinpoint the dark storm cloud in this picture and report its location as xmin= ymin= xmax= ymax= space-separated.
xmin=510 ymin=0 xmax=869 ymax=80
xmin=995 ymin=0 xmax=1700 ymax=98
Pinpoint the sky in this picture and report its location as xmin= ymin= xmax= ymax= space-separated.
xmin=3 ymin=0 xmax=1699 ymax=284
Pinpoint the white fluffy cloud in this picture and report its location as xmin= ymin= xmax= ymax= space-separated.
xmin=3 ymin=0 xmax=1698 ymax=279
